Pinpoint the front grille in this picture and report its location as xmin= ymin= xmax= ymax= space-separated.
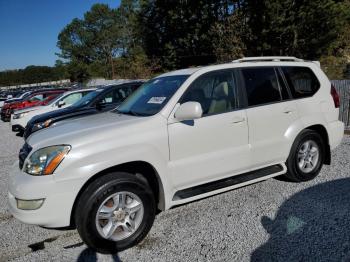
xmin=19 ymin=143 xmax=32 ymax=170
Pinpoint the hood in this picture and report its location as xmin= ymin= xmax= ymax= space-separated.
xmin=27 ymin=111 xmax=151 ymax=149
xmin=30 ymin=106 xmax=89 ymax=124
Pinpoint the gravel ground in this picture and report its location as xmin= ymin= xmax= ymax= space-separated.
xmin=0 ymin=120 xmax=349 ymax=262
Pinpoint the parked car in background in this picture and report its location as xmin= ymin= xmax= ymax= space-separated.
xmin=11 ymin=88 xmax=96 ymax=135
xmin=1 ymin=89 xmax=67 ymax=122
xmin=1 ymin=91 xmax=32 ymax=108
xmin=8 ymin=57 xmax=344 ymax=253
xmin=23 ymin=81 xmax=143 ymax=139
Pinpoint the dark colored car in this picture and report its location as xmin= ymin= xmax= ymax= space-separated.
xmin=1 ymin=89 xmax=67 ymax=122
xmin=23 ymin=81 xmax=143 ymax=139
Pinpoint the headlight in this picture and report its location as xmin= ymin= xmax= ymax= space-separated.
xmin=23 ymin=145 xmax=71 ymax=176
xmin=32 ymin=119 xmax=52 ymax=132
xmin=13 ymin=112 xmax=28 ymax=119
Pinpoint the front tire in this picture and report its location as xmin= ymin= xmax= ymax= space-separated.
xmin=285 ymin=130 xmax=325 ymax=182
xmin=75 ymin=172 xmax=156 ymax=254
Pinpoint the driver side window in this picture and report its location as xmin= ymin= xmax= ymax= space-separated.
xmin=99 ymin=90 xmax=113 ymax=104
xmin=180 ymin=70 xmax=240 ymax=116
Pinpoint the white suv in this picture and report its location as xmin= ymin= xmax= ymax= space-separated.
xmin=8 ymin=57 xmax=344 ymax=253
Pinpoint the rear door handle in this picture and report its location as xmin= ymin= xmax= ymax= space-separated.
xmin=231 ymin=117 xmax=246 ymax=124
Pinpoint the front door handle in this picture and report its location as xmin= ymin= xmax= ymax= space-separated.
xmin=283 ymin=108 xmax=294 ymax=114
xmin=231 ymin=117 xmax=246 ymax=124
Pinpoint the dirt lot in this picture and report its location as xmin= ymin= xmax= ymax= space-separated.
xmin=1 ymin=120 xmax=350 ymax=262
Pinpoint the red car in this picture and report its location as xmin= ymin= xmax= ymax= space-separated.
xmin=1 ymin=89 xmax=67 ymax=122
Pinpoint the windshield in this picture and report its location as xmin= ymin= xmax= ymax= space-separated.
xmin=38 ymin=96 xmax=54 ymax=105
xmin=115 ymin=75 xmax=189 ymax=116
xmin=72 ymin=89 xmax=102 ymax=107
xmin=47 ymin=93 xmax=65 ymax=105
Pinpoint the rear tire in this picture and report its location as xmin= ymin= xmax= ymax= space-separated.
xmin=285 ymin=130 xmax=325 ymax=182
xmin=75 ymin=172 xmax=156 ymax=254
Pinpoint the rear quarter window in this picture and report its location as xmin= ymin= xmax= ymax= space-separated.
xmin=281 ymin=67 xmax=320 ymax=99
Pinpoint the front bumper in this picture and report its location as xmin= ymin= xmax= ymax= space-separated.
xmin=8 ymin=162 xmax=79 ymax=228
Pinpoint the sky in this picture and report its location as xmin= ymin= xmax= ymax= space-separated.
xmin=0 ymin=0 xmax=121 ymax=71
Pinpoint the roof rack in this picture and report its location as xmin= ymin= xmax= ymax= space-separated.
xmin=232 ymin=56 xmax=304 ymax=63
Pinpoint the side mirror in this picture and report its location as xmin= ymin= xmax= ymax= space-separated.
xmin=58 ymin=100 xmax=65 ymax=108
xmin=175 ymin=102 xmax=203 ymax=121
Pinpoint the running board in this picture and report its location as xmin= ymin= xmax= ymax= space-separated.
xmin=173 ymin=164 xmax=284 ymax=200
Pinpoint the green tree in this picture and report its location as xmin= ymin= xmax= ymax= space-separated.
xmin=243 ymin=0 xmax=348 ymax=59
xmin=139 ymin=0 xmax=236 ymax=70
xmin=57 ymin=4 xmax=120 ymax=80
xmin=210 ymin=9 xmax=247 ymax=63
xmin=0 ymin=65 xmax=68 ymax=86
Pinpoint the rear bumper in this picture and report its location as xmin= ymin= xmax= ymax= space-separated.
xmin=1 ymin=113 xmax=10 ymax=122
xmin=1 ymin=109 xmax=12 ymax=122
xmin=328 ymin=121 xmax=344 ymax=150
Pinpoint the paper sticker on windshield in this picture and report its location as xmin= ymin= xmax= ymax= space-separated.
xmin=147 ymin=97 xmax=166 ymax=104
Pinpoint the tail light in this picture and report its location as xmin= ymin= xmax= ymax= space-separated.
xmin=331 ymin=84 xmax=340 ymax=108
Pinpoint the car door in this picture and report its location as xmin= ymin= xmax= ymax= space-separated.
xmin=241 ymin=67 xmax=299 ymax=169
xmin=168 ymin=69 xmax=250 ymax=190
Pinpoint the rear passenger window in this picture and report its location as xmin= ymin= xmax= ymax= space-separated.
xmin=241 ymin=67 xmax=282 ymax=106
xmin=281 ymin=67 xmax=320 ymax=98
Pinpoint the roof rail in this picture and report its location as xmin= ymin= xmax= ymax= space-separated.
xmin=232 ymin=56 xmax=304 ymax=63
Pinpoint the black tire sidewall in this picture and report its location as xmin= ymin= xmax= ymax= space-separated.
xmin=76 ymin=173 xmax=156 ymax=254
xmin=287 ymin=130 xmax=325 ymax=182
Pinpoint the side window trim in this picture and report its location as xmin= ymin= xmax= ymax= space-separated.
xmin=273 ymin=67 xmax=283 ymax=101
xmin=275 ymin=67 xmax=295 ymax=101
xmin=236 ymin=69 xmax=249 ymax=108
xmin=277 ymin=67 xmax=293 ymax=100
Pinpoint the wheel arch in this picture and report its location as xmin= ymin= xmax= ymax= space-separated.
xmin=70 ymin=161 xmax=165 ymax=227
xmin=304 ymin=124 xmax=331 ymax=165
